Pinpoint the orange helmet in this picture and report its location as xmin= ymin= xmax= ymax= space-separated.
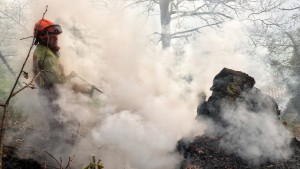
xmin=34 ymin=19 xmax=62 ymax=38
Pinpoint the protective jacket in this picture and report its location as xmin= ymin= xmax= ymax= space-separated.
xmin=33 ymin=44 xmax=65 ymax=88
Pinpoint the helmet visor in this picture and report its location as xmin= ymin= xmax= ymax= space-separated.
xmin=44 ymin=25 xmax=62 ymax=35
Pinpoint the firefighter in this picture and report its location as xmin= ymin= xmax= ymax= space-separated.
xmin=32 ymin=19 xmax=90 ymax=145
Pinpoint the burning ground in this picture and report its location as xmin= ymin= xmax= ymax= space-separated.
xmin=4 ymin=68 xmax=300 ymax=169
xmin=2 ymin=0 xmax=300 ymax=169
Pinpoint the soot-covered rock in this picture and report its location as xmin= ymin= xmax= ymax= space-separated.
xmin=197 ymin=68 xmax=280 ymax=126
xmin=177 ymin=68 xmax=288 ymax=169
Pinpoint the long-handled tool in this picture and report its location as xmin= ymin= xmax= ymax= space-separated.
xmin=68 ymin=71 xmax=103 ymax=94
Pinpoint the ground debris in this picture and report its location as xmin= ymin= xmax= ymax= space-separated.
xmin=3 ymin=145 xmax=43 ymax=169
xmin=177 ymin=136 xmax=300 ymax=169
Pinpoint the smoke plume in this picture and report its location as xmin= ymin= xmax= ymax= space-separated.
xmin=5 ymin=0 xmax=294 ymax=168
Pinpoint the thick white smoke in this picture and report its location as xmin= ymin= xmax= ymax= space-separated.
xmin=7 ymin=0 xmax=293 ymax=168
xmin=182 ymin=21 xmax=293 ymax=163
xmin=220 ymin=104 xmax=292 ymax=164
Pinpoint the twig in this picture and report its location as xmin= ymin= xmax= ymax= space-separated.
xmin=45 ymin=151 xmax=62 ymax=169
xmin=64 ymin=155 xmax=75 ymax=169
xmin=278 ymin=6 xmax=300 ymax=11
xmin=92 ymin=155 xmax=96 ymax=169
xmin=170 ymin=21 xmax=223 ymax=37
xmin=11 ymin=72 xmax=41 ymax=97
xmin=42 ymin=5 xmax=48 ymax=19
xmin=60 ymin=157 xmax=62 ymax=169
xmin=0 ymin=10 xmax=27 ymax=31
xmin=20 ymin=36 xmax=34 ymax=40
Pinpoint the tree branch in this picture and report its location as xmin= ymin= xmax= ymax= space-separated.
xmin=170 ymin=21 xmax=223 ymax=37
xmin=5 ymin=5 xmax=48 ymax=104
xmin=0 ymin=5 xmax=49 ymax=169
xmin=45 ymin=151 xmax=62 ymax=169
xmin=0 ymin=10 xmax=27 ymax=30
xmin=126 ymin=0 xmax=158 ymax=8
xmin=278 ymin=6 xmax=300 ymax=11
xmin=171 ymin=4 xmax=206 ymax=15
xmin=11 ymin=71 xmax=42 ymax=97
xmin=172 ymin=34 xmax=192 ymax=39
xmin=64 ymin=155 xmax=75 ymax=169
xmin=247 ymin=2 xmax=283 ymax=19
xmin=20 ymin=36 xmax=33 ymax=40
xmin=172 ymin=11 xmax=233 ymax=20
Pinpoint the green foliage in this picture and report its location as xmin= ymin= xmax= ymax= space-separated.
xmin=82 ymin=162 xmax=104 ymax=169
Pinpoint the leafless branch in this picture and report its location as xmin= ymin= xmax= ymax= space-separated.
xmin=11 ymin=71 xmax=41 ymax=97
xmin=172 ymin=34 xmax=192 ymax=39
xmin=221 ymin=1 xmax=239 ymax=17
xmin=0 ymin=5 xmax=49 ymax=168
xmin=125 ymin=0 xmax=158 ymax=8
xmin=42 ymin=5 xmax=48 ymax=19
xmin=170 ymin=21 xmax=223 ymax=37
xmin=171 ymin=4 xmax=206 ymax=15
xmin=5 ymin=4 xmax=48 ymax=103
xmin=45 ymin=151 xmax=62 ymax=169
xmin=64 ymin=155 xmax=75 ymax=169
xmin=44 ymin=151 xmax=75 ymax=169
xmin=278 ymin=6 xmax=300 ymax=11
xmin=172 ymin=11 xmax=233 ymax=20
xmin=247 ymin=1 xmax=283 ymax=19
xmin=153 ymin=32 xmax=161 ymax=35
xmin=20 ymin=36 xmax=34 ymax=40
xmin=0 ymin=10 xmax=27 ymax=30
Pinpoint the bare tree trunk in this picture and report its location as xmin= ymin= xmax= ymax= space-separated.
xmin=159 ymin=0 xmax=171 ymax=49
